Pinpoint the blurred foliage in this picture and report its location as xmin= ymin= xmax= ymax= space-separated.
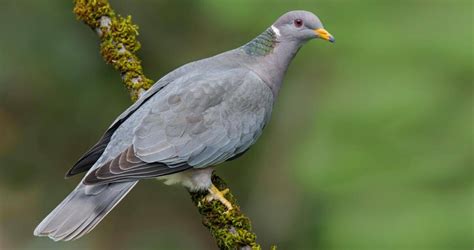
xmin=0 ymin=0 xmax=472 ymax=249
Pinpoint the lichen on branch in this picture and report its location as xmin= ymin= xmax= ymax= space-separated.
xmin=190 ymin=174 xmax=262 ymax=249
xmin=74 ymin=0 xmax=153 ymax=100
xmin=72 ymin=1 xmax=270 ymax=249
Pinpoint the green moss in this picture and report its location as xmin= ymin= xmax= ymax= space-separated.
xmin=73 ymin=0 xmax=153 ymax=101
xmin=190 ymin=174 xmax=262 ymax=250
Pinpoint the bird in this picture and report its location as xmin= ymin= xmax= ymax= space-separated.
xmin=34 ymin=10 xmax=334 ymax=241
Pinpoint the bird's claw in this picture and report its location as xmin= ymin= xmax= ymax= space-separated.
xmin=203 ymin=185 xmax=233 ymax=211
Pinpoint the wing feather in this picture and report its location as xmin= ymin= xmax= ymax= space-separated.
xmin=65 ymin=79 xmax=170 ymax=177
xmin=83 ymin=145 xmax=191 ymax=185
xmin=83 ymin=70 xmax=272 ymax=185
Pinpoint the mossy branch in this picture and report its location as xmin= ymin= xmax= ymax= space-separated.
xmin=73 ymin=1 xmax=272 ymax=249
xmin=189 ymin=175 xmax=263 ymax=249
xmin=74 ymin=0 xmax=153 ymax=101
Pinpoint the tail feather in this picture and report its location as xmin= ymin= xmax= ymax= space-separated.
xmin=34 ymin=181 xmax=137 ymax=241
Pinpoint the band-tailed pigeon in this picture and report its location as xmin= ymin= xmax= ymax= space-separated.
xmin=34 ymin=10 xmax=334 ymax=241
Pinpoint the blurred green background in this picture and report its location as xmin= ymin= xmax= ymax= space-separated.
xmin=0 ymin=0 xmax=472 ymax=249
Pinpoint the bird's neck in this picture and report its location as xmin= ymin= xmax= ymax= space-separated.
xmin=242 ymin=28 xmax=278 ymax=56
xmin=242 ymin=28 xmax=303 ymax=97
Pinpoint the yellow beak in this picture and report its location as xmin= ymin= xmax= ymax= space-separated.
xmin=315 ymin=28 xmax=335 ymax=43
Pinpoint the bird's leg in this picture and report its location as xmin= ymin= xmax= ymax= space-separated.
xmin=204 ymin=184 xmax=233 ymax=211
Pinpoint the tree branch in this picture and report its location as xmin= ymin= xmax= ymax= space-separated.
xmin=73 ymin=0 xmax=153 ymax=100
xmin=73 ymin=1 xmax=270 ymax=249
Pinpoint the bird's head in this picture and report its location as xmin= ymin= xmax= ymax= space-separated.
xmin=271 ymin=10 xmax=335 ymax=43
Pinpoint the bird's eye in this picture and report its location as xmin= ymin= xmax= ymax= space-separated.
xmin=294 ymin=19 xmax=303 ymax=28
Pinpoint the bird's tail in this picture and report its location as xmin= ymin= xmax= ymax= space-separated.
xmin=34 ymin=181 xmax=137 ymax=241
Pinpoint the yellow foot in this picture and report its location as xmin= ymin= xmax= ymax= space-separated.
xmin=203 ymin=184 xmax=233 ymax=211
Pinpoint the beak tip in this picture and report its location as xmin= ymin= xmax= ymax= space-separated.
xmin=314 ymin=28 xmax=335 ymax=43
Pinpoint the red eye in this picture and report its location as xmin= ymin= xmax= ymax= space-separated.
xmin=294 ymin=19 xmax=303 ymax=28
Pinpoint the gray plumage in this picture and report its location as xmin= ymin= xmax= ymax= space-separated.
xmin=34 ymin=10 xmax=334 ymax=241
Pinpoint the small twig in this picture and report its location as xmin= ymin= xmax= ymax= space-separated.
xmin=73 ymin=1 xmax=269 ymax=249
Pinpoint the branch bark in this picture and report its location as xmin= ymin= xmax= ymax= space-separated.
xmin=73 ymin=1 xmax=271 ymax=249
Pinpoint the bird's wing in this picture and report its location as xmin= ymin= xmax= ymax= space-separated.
xmin=65 ymin=70 xmax=181 ymax=177
xmin=83 ymin=69 xmax=273 ymax=185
